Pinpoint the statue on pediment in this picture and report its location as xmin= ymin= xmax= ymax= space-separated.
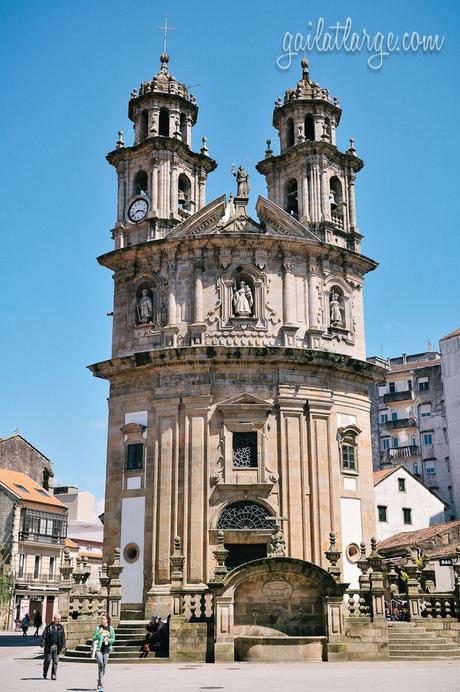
xmin=232 ymin=164 xmax=250 ymax=198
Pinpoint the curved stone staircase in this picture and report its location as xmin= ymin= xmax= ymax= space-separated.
xmin=388 ymin=622 xmax=460 ymax=660
xmin=62 ymin=622 xmax=169 ymax=664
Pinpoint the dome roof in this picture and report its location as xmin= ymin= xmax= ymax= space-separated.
xmin=276 ymin=58 xmax=340 ymax=110
xmin=130 ymin=53 xmax=197 ymax=105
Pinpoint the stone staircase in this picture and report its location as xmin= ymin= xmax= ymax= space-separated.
xmin=388 ymin=621 xmax=460 ymax=660
xmin=62 ymin=621 xmax=169 ymax=664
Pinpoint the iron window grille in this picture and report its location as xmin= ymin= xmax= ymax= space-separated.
xmin=216 ymin=501 xmax=273 ymax=530
xmin=232 ymin=432 xmax=257 ymax=468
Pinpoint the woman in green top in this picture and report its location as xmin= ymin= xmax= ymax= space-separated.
xmin=92 ymin=613 xmax=115 ymax=691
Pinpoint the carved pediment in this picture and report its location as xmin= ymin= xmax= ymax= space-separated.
xmin=166 ymin=194 xmax=227 ymax=238
xmin=255 ymin=195 xmax=322 ymax=242
xmin=217 ymin=393 xmax=273 ymax=412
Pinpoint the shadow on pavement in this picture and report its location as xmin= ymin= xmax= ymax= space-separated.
xmin=0 ymin=634 xmax=43 ymax=648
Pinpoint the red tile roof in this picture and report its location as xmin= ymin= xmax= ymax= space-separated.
xmin=0 ymin=469 xmax=65 ymax=508
xmin=389 ymin=358 xmax=441 ymax=373
xmin=440 ymin=327 xmax=460 ymax=341
xmin=377 ymin=520 xmax=460 ymax=552
xmin=373 ymin=467 xmax=400 ymax=485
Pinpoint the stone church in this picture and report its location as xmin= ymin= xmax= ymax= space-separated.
xmin=89 ymin=52 xmax=382 ymax=618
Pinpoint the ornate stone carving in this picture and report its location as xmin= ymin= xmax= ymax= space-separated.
xmin=233 ymin=281 xmax=253 ymax=317
xmin=329 ymin=291 xmax=343 ymax=326
xmin=137 ymin=289 xmax=153 ymax=324
xmin=268 ymin=522 xmax=286 ymax=557
xmin=231 ymin=164 xmax=250 ymax=197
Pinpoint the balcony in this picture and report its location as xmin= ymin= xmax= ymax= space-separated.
xmin=382 ymin=417 xmax=417 ymax=431
xmin=380 ymin=445 xmax=418 ymax=462
xmin=16 ymin=572 xmax=61 ymax=586
xmin=18 ymin=531 xmax=65 ymax=545
xmin=383 ymin=390 xmax=414 ymax=404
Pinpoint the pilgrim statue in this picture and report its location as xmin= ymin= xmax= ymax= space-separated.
xmin=231 ymin=164 xmax=250 ymax=197
xmin=233 ymin=281 xmax=253 ymax=317
xmin=329 ymin=291 xmax=343 ymax=326
xmin=137 ymin=288 xmax=153 ymax=324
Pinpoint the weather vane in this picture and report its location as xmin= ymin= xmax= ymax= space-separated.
xmin=157 ymin=13 xmax=175 ymax=54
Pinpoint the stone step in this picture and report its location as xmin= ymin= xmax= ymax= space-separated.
xmin=389 ymin=654 xmax=460 ymax=660
xmin=389 ymin=647 xmax=460 ymax=656
xmin=389 ymin=643 xmax=460 ymax=651
xmin=84 ymin=637 xmax=146 ymax=645
xmin=389 ymin=637 xmax=452 ymax=645
xmin=61 ymin=655 xmax=169 ymax=665
xmin=76 ymin=645 xmax=146 ymax=654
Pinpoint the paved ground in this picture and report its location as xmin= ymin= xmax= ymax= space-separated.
xmin=0 ymin=632 xmax=459 ymax=691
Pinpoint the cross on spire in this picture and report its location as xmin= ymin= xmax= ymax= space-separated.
xmin=156 ymin=13 xmax=175 ymax=55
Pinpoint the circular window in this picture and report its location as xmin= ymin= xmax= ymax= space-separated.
xmin=346 ymin=543 xmax=360 ymax=563
xmin=123 ymin=543 xmax=140 ymax=564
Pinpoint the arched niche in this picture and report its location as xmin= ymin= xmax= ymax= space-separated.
xmin=285 ymin=178 xmax=299 ymax=218
xmin=132 ymin=275 xmax=164 ymax=329
xmin=286 ymin=118 xmax=295 ymax=148
xmin=322 ymin=278 xmax=354 ymax=343
xmin=133 ymin=170 xmax=149 ymax=197
xmin=159 ymin=107 xmax=169 ymax=137
xmin=218 ymin=264 xmax=268 ymax=331
xmin=304 ymin=113 xmax=315 ymax=141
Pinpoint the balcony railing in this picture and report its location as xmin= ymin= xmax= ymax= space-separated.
xmin=18 ymin=531 xmax=65 ymax=545
xmin=380 ymin=445 xmax=418 ymax=462
xmin=16 ymin=572 xmax=61 ymax=585
xmin=383 ymin=390 xmax=414 ymax=404
xmin=382 ymin=417 xmax=417 ymax=431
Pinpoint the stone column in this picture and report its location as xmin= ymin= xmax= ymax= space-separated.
xmin=170 ymin=162 xmax=178 ymax=217
xmin=307 ymin=259 xmax=319 ymax=331
xmin=198 ymin=169 xmax=206 ymax=209
xmin=368 ymin=539 xmax=387 ymax=624
xmin=167 ymin=261 xmax=176 ymax=326
xmin=282 ymin=261 xmax=296 ymax=325
xmin=194 ymin=260 xmax=204 ymax=323
xmin=300 ymin=170 xmax=310 ymax=223
xmin=186 ymin=115 xmax=193 ymax=147
xmin=348 ymin=170 xmax=357 ymax=228
xmin=116 ymin=164 xmax=126 ymax=225
xmin=320 ymin=162 xmax=330 ymax=221
xmin=151 ymin=161 xmax=158 ymax=216
xmin=107 ymin=548 xmax=123 ymax=627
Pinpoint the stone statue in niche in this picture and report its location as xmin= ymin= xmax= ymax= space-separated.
xmin=268 ymin=522 xmax=286 ymax=558
xmin=231 ymin=164 xmax=250 ymax=197
xmin=329 ymin=291 xmax=343 ymax=327
xmin=137 ymin=289 xmax=153 ymax=324
xmin=233 ymin=281 xmax=253 ymax=317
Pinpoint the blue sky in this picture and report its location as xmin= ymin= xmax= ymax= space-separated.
xmin=0 ymin=1 xmax=458 ymax=501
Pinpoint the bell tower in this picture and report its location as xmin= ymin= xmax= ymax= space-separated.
xmin=257 ymin=58 xmax=362 ymax=253
xmin=107 ymin=52 xmax=217 ymax=247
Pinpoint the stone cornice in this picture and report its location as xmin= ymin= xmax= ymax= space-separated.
xmin=97 ymin=232 xmax=377 ymax=276
xmin=256 ymin=141 xmax=363 ymax=175
xmin=88 ymin=346 xmax=387 ymax=384
xmin=106 ymin=136 xmax=217 ymax=173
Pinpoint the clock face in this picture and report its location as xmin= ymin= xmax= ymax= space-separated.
xmin=128 ymin=198 xmax=148 ymax=223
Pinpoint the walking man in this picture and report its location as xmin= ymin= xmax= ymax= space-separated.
xmin=92 ymin=613 xmax=115 ymax=691
xmin=42 ymin=613 xmax=66 ymax=681
xmin=33 ymin=610 xmax=42 ymax=637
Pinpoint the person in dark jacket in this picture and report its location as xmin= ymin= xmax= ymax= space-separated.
xmin=21 ymin=613 xmax=30 ymax=637
xmin=33 ymin=610 xmax=43 ymax=637
xmin=42 ymin=613 xmax=66 ymax=680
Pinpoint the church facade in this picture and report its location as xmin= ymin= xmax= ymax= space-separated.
xmin=89 ymin=53 xmax=383 ymax=617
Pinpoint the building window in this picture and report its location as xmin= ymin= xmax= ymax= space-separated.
xmin=380 ymin=412 xmax=388 ymax=423
xmin=286 ymin=118 xmax=294 ymax=148
xmin=422 ymin=433 xmax=433 ymax=445
xmin=378 ymin=384 xmax=387 ymax=396
xmin=392 ymin=437 xmax=399 ymax=448
xmin=389 ymin=382 xmax=396 ymax=393
xmin=126 ymin=443 xmax=143 ymax=470
xmin=14 ymin=483 xmax=30 ymax=494
xmin=382 ymin=438 xmax=390 ymax=450
xmin=391 ymin=411 xmax=398 ymax=421
xmin=18 ymin=554 xmax=25 ymax=578
xmin=418 ymin=377 xmax=429 ymax=392
xmin=398 ymin=478 xmax=406 ymax=492
xmin=342 ymin=444 xmax=356 ymax=470
xmin=217 ymin=501 xmax=273 ymax=530
xmin=407 ymin=379 xmax=412 ymax=391
xmin=33 ymin=556 xmax=40 ymax=579
xmin=158 ymin=107 xmax=169 ymax=136
xmin=420 ymin=404 xmax=432 ymax=418
xmin=123 ymin=543 xmax=140 ymax=564
xmin=304 ymin=113 xmax=315 ymax=141
xmin=378 ymin=505 xmax=388 ymax=522
xmin=403 ymin=508 xmax=412 ymax=525
xmin=413 ymin=463 xmax=419 ymax=475
xmin=285 ymin=178 xmax=299 ymax=218
xmin=232 ymin=432 xmax=257 ymax=468
xmin=426 ymin=463 xmax=436 ymax=476
xmin=49 ymin=557 xmax=55 ymax=579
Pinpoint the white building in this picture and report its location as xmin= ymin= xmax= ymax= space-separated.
xmin=440 ymin=329 xmax=460 ymax=527
xmin=53 ymin=485 xmax=97 ymax=522
xmin=374 ymin=465 xmax=446 ymax=541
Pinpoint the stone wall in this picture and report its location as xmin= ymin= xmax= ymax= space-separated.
xmin=0 ymin=435 xmax=53 ymax=488
xmin=169 ymin=616 xmax=209 ymax=662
